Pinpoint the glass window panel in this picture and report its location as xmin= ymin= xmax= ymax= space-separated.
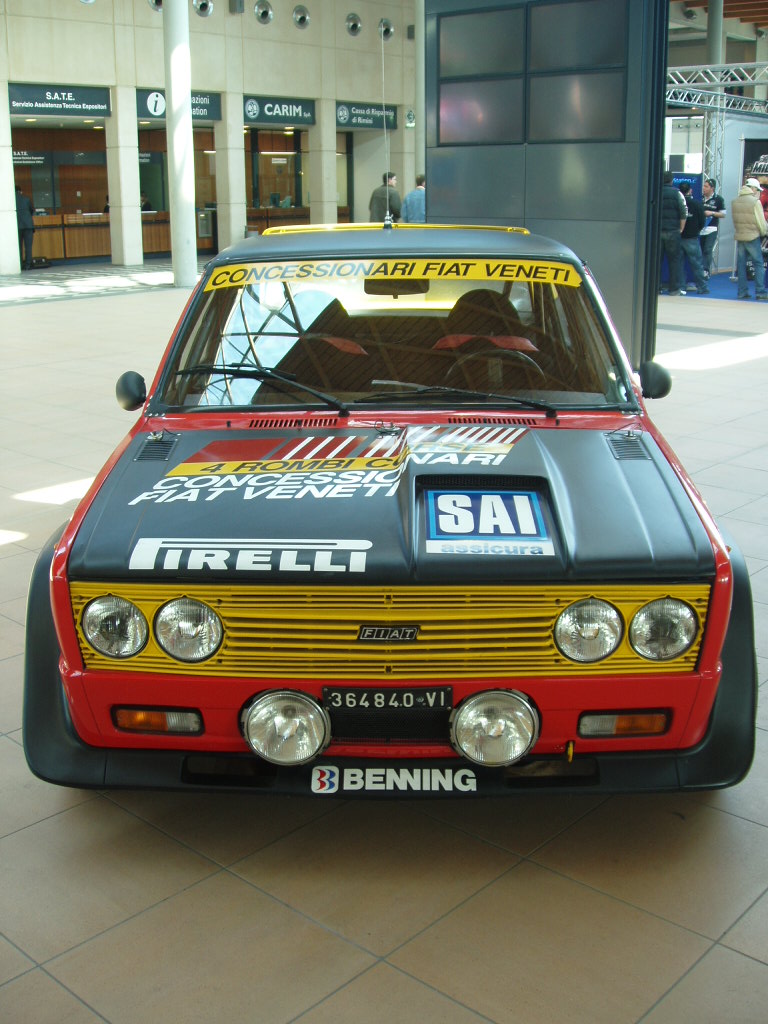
xmin=528 ymin=71 xmax=624 ymax=142
xmin=439 ymin=9 xmax=525 ymax=78
xmin=440 ymin=79 xmax=524 ymax=145
xmin=530 ymin=0 xmax=627 ymax=71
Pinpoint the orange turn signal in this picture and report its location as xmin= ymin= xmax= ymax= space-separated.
xmin=578 ymin=712 xmax=669 ymax=738
xmin=113 ymin=708 xmax=202 ymax=734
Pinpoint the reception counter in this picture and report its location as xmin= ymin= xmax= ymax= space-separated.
xmin=246 ymin=206 xmax=350 ymax=234
xmin=31 ymin=210 xmax=216 ymax=263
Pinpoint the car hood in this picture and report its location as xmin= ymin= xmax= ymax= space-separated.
xmin=67 ymin=421 xmax=715 ymax=583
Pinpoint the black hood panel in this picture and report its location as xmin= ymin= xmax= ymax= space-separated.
xmin=67 ymin=423 xmax=714 ymax=583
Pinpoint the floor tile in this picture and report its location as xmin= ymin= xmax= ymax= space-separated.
xmin=0 ymin=612 xmax=25 ymax=660
xmin=0 ymin=935 xmax=34 ymax=985
xmin=695 ymin=727 xmax=768 ymax=827
xmin=232 ymin=802 xmax=517 ymax=955
xmin=0 ymin=550 xmax=40 ymax=604
xmin=106 ymin=790 xmax=340 ymax=866
xmin=721 ymin=514 xmax=768 ymax=562
xmin=696 ymin=482 xmax=758 ymax=517
xmin=297 ymin=962 xmax=490 ymax=1023
xmin=0 ymin=736 xmax=95 ymax=839
xmin=748 ymin=565 xmax=768 ymax=603
xmin=532 ymin=795 xmax=768 ymax=937
xmin=0 ymin=798 xmax=217 ymax=961
xmin=390 ymin=861 xmax=710 ymax=1024
xmin=418 ymin=793 xmax=607 ymax=854
xmin=0 ymin=594 xmax=27 ymax=627
xmin=641 ymin=944 xmax=768 ymax=1024
xmin=47 ymin=872 xmax=374 ymax=1024
xmin=721 ymin=888 xmax=768 ymax=965
xmin=0 ymin=969 xmax=103 ymax=1023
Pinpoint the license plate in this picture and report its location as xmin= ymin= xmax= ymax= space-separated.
xmin=322 ymin=686 xmax=453 ymax=741
xmin=323 ymin=687 xmax=452 ymax=712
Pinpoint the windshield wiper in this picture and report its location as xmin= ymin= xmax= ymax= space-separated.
xmin=175 ymin=364 xmax=349 ymax=416
xmin=356 ymin=380 xmax=559 ymax=418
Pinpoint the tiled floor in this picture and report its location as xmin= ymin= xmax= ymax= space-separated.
xmin=0 ymin=267 xmax=767 ymax=1023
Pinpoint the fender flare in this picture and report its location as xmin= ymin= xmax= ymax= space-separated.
xmin=677 ymin=527 xmax=757 ymax=789
xmin=23 ymin=527 xmax=109 ymax=787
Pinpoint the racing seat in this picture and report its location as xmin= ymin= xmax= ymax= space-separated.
xmin=435 ymin=289 xmax=544 ymax=391
xmin=269 ymin=298 xmax=373 ymax=394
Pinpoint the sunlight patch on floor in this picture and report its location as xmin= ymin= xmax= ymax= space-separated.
xmin=15 ymin=478 xmax=93 ymax=505
xmin=657 ymin=332 xmax=768 ymax=370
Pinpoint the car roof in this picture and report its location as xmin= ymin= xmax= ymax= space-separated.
xmin=214 ymin=224 xmax=582 ymax=266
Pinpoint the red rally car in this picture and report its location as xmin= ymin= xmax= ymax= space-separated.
xmin=23 ymin=224 xmax=757 ymax=796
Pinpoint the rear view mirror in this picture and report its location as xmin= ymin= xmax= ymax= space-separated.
xmin=639 ymin=361 xmax=672 ymax=399
xmin=116 ymin=371 xmax=147 ymax=411
xmin=364 ymin=279 xmax=430 ymax=297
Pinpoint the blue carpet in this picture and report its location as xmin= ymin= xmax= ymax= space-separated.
xmin=661 ymin=269 xmax=767 ymax=300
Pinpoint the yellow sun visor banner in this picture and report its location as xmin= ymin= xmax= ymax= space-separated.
xmin=204 ymin=258 xmax=582 ymax=291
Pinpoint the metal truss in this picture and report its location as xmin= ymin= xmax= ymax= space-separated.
xmin=666 ymin=62 xmax=768 ymax=117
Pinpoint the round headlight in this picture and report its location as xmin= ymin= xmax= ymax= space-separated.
xmin=82 ymin=596 xmax=148 ymax=658
xmin=451 ymin=690 xmax=539 ymax=766
xmin=630 ymin=598 xmax=698 ymax=661
xmin=241 ymin=692 xmax=331 ymax=765
xmin=155 ymin=598 xmax=222 ymax=662
xmin=555 ymin=598 xmax=623 ymax=662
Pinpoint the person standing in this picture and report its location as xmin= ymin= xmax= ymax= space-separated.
xmin=759 ymin=181 xmax=768 ymax=220
xmin=660 ymin=171 xmax=686 ymax=295
xmin=401 ymin=174 xmax=426 ymax=223
xmin=678 ymin=182 xmax=709 ymax=295
xmin=368 ymin=171 xmax=401 ymax=224
xmin=699 ymin=177 xmax=726 ymax=278
xmin=731 ymin=177 xmax=768 ymax=301
xmin=15 ymin=185 xmax=35 ymax=270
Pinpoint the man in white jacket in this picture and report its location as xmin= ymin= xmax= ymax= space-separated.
xmin=731 ymin=177 xmax=768 ymax=301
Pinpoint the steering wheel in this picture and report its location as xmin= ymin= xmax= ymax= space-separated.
xmin=445 ymin=346 xmax=547 ymax=382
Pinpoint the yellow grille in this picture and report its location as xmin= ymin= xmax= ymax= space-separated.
xmin=70 ymin=582 xmax=710 ymax=680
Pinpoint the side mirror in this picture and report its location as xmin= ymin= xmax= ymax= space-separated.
xmin=638 ymin=361 xmax=672 ymax=400
xmin=116 ymin=371 xmax=147 ymax=411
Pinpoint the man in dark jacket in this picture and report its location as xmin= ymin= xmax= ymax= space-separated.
xmin=15 ymin=185 xmax=35 ymax=270
xmin=678 ymin=182 xmax=709 ymax=295
xmin=699 ymin=177 xmax=726 ymax=277
xmin=660 ymin=172 xmax=686 ymax=295
xmin=368 ymin=171 xmax=401 ymax=223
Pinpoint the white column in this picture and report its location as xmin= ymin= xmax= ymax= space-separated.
xmin=163 ymin=0 xmax=198 ymax=287
xmin=756 ymin=35 xmax=768 ymax=102
xmin=0 ymin=18 xmax=20 ymax=274
xmin=105 ymin=86 xmax=144 ymax=266
xmin=706 ymin=0 xmax=724 ymax=65
xmin=308 ymin=99 xmax=338 ymax=224
xmin=704 ymin=0 xmax=724 ymax=184
xmin=214 ymin=92 xmax=247 ymax=250
xmin=414 ymin=0 xmax=426 ymax=181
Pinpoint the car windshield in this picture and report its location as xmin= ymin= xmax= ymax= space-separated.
xmin=158 ymin=254 xmax=634 ymax=412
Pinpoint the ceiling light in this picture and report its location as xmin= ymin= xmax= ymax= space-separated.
xmin=293 ymin=5 xmax=309 ymax=28
xmin=193 ymin=0 xmax=214 ymax=16
xmin=255 ymin=1 xmax=273 ymax=22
